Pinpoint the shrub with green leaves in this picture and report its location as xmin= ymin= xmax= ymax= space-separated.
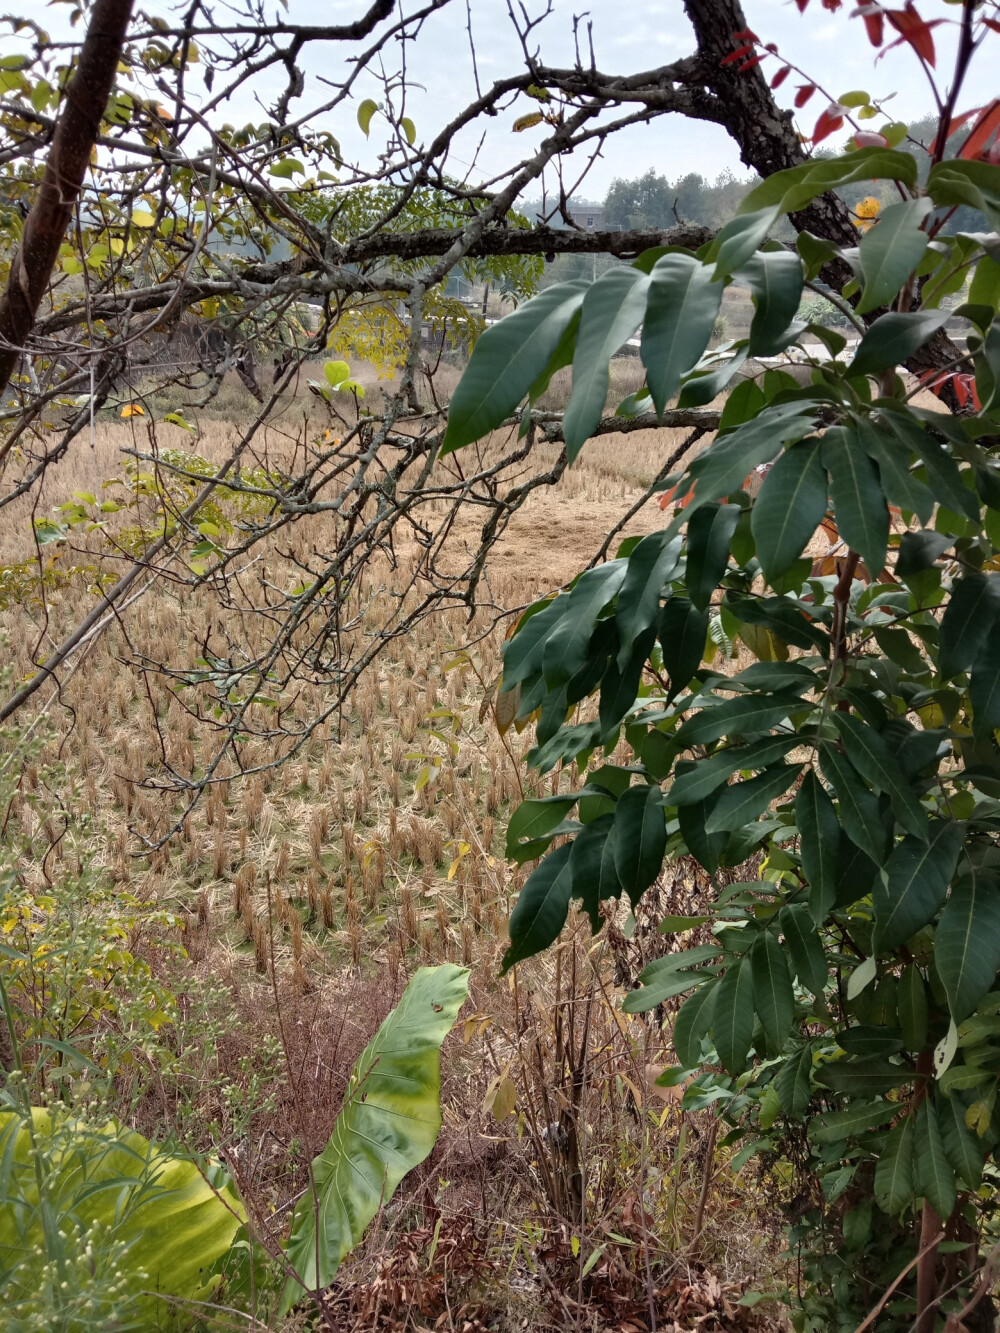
xmin=444 ymin=136 xmax=1000 ymax=1329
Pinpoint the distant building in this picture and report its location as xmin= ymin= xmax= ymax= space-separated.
xmin=569 ymin=205 xmax=605 ymax=231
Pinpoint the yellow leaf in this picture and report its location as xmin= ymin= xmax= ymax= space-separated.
xmin=513 ymin=112 xmax=544 ymax=132
xmin=120 ymin=404 xmax=145 ymax=418
xmin=489 ymin=1076 xmax=517 ymax=1122
xmin=131 ymin=209 xmax=156 ymax=227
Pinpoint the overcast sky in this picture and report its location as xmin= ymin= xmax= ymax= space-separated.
xmin=40 ymin=0 xmax=1000 ymax=200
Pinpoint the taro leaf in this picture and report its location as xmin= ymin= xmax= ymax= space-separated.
xmin=751 ymin=931 xmax=795 ymax=1056
xmin=873 ymin=1116 xmax=916 ymax=1215
xmin=443 ymin=281 xmax=588 ymax=453
xmin=281 ymin=965 xmax=469 ymax=1312
xmin=564 ymin=268 xmax=651 ymax=459
xmin=935 ymin=869 xmax=1000 ymax=1022
xmin=822 ymin=424 xmax=889 ymax=580
xmin=914 ymin=1099 xmax=956 ymax=1222
xmin=848 ymin=309 xmax=950 ymax=380
xmin=658 ymin=597 xmax=710 ymax=701
xmin=795 ymin=771 xmax=841 ymax=925
xmin=751 ymin=439 xmax=828 ymax=581
xmin=687 ymin=502 xmax=741 ymax=610
xmin=873 ymin=821 xmax=963 ymax=950
xmin=703 ymin=763 xmax=800 ymax=834
xmin=612 ymin=783 xmax=666 ymax=905
xmin=641 ymin=254 xmax=723 ymax=416
xmin=938 ymin=572 xmax=1000 ymax=680
xmin=502 ymin=845 xmax=575 ymax=972
xmin=713 ymin=958 xmax=756 ymax=1074
xmin=856 ymin=198 xmax=932 ymax=315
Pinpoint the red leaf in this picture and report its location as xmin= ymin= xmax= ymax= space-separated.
xmin=795 ymin=83 xmax=817 ymax=108
xmin=983 ymin=17 xmax=1000 ymax=34
xmin=885 ymin=5 xmax=938 ymax=65
xmin=721 ymin=43 xmax=755 ymax=65
xmin=738 ymin=55 xmax=765 ymax=72
xmin=862 ymin=10 xmax=884 ymax=46
xmin=794 ymin=0 xmax=809 ymax=10
xmin=959 ymin=98 xmax=1000 ymax=161
xmin=731 ymin=27 xmax=760 ymax=42
xmin=770 ymin=65 xmax=792 ymax=89
xmin=953 ymin=374 xmax=970 ymax=408
xmin=929 ymin=105 xmax=981 ymax=155
xmin=764 ymin=42 xmax=778 ymax=52
xmin=812 ymin=107 xmax=845 ymax=144
xmin=822 ymin=0 xmax=843 ymax=9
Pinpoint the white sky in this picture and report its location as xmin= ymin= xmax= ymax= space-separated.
xmin=36 ymin=0 xmax=1000 ymax=199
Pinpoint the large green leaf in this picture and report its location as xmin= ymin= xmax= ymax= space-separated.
xmin=808 ymin=1099 xmax=900 ymax=1145
xmin=668 ymin=736 xmax=800 ymax=806
xmin=672 ymin=981 xmax=718 ymax=1066
xmin=678 ymin=793 xmax=730 ymax=874
xmin=822 ymin=424 xmax=889 ymax=579
xmin=709 ymin=206 xmax=781 ymax=277
xmin=833 ymin=714 xmax=926 ymax=838
xmin=859 ymin=419 xmax=936 ymax=525
xmin=616 ymin=531 xmax=682 ymax=668
xmin=856 ymin=198 xmax=932 ymax=315
xmin=880 ymin=409 xmax=979 ymax=522
xmin=686 ymin=403 xmax=817 ymax=509
xmin=502 ymin=845 xmax=575 ymax=971
xmin=970 ymin=619 xmax=1000 ymax=738
xmin=442 ymin=281 xmax=588 ymax=453
xmin=281 ymin=965 xmax=469 ymax=1312
xmin=796 ymin=771 xmax=841 ymax=925
xmin=897 ymin=965 xmax=928 ymax=1053
xmin=612 ymin=783 xmax=666 ymax=905
xmin=848 ymin=309 xmax=949 ymax=380
xmin=641 ymin=254 xmax=722 ymax=416
xmin=750 ymin=931 xmax=795 ymax=1056
xmin=751 ymin=439 xmax=828 ymax=581
xmin=563 ymin=268 xmax=650 ymax=459
xmin=938 ymin=572 xmax=1000 ymax=680
xmin=935 ymin=870 xmax=1000 ymax=1022
xmin=873 ymin=820 xmax=963 ymax=950
xmin=779 ymin=904 xmax=828 ymax=996
xmin=816 ymin=1057 xmax=912 ymax=1096
xmin=914 ymin=1100 xmax=956 ymax=1221
xmin=703 ymin=763 xmax=799 ymax=834
xmin=821 ymin=747 xmax=888 ymax=865
xmin=739 ymin=149 xmax=918 ymax=215
xmin=775 ymin=1044 xmax=813 ymax=1119
xmin=873 ymin=1117 xmax=916 ymax=1216
xmin=686 ymin=502 xmax=741 ymax=610
xmin=658 ymin=597 xmax=710 ymax=701
xmin=624 ymin=946 xmax=721 ymax=1013
xmin=600 ymin=624 xmax=656 ymax=736
xmin=542 ymin=561 xmax=628 ymax=688
xmin=927 ymin=159 xmax=1000 ymax=232
xmin=0 ymin=1108 xmax=243 ymax=1324
xmin=567 ymin=813 xmax=619 ymax=931
xmin=737 ymin=250 xmax=805 ymax=355
xmin=676 ymin=691 xmax=804 ymax=747
xmin=712 ymin=958 xmax=756 ymax=1074
xmin=506 ymin=794 xmax=577 ymax=863
xmin=938 ymin=1092 xmax=984 ymax=1189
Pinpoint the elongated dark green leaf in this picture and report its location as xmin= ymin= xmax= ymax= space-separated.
xmin=672 ymin=981 xmax=718 ymax=1066
xmin=849 ymin=309 xmax=950 ymax=380
xmin=874 ymin=821 xmax=963 ymax=949
xmin=704 ymin=763 xmax=799 ymax=834
xmin=834 ymin=714 xmax=926 ymax=838
xmin=658 ymin=597 xmax=710 ymax=701
xmin=796 ymin=771 xmax=841 ymax=925
xmin=751 ymin=439 xmax=828 ymax=580
xmin=808 ymin=1099 xmax=900 ymax=1145
xmin=775 ymin=1044 xmax=813 ymax=1119
xmin=725 ymin=591 xmax=829 ymax=653
xmin=935 ymin=869 xmax=1000 ymax=1022
xmin=641 ymin=254 xmax=722 ymax=416
xmin=873 ymin=1117 xmax=916 ymax=1215
xmin=502 ymin=844 xmax=575 ymax=972
xmin=737 ymin=250 xmax=805 ymax=355
xmin=970 ymin=619 xmax=1000 ymax=738
xmin=822 ymin=424 xmax=889 ymax=579
xmin=501 ymin=597 xmax=561 ymax=691
xmin=713 ymin=958 xmax=756 ymax=1074
xmin=710 ymin=206 xmax=781 ymax=277
xmin=751 ymin=931 xmax=795 ymax=1056
xmin=687 ymin=502 xmax=741 ymax=610
xmin=881 ymin=410 xmax=979 ymax=522
xmin=567 ymin=814 xmax=618 ymax=931
xmin=542 ymin=562 xmax=628 ymax=688
xmin=612 ymin=784 xmax=666 ymax=906
xmin=860 ymin=421 xmax=935 ymax=526
xmin=740 ymin=149 xmax=918 ymax=214
xmin=668 ymin=736 xmax=800 ymax=806
xmin=506 ymin=795 xmax=577 ymax=862
xmin=897 ymin=965 xmax=928 ymax=1054
xmin=281 ymin=965 xmax=469 ymax=1311
xmin=677 ymin=348 xmax=748 ymax=410
xmin=677 ymin=692 xmax=803 ymax=747
xmin=616 ymin=531 xmax=682 ymax=668
xmin=687 ymin=403 xmax=818 ymax=509
xmin=624 ymin=946 xmax=720 ymax=1012
xmin=779 ymin=905 xmax=828 ymax=996
xmin=938 ymin=1093 xmax=984 ymax=1189
xmin=678 ymin=793 xmax=729 ymax=875
xmin=443 ymin=281 xmax=588 ymax=453
xmin=927 ymin=159 xmax=1000 ymax=232
xmin=600 ymin=625 xmax=657 ymax=736
xmin=821 ymin=745 xmax=888 ymax=865
xmin=938 ymin=572 xmax=1000 ymax=681
xmin=816 ymin=1057 xmax=912 ymax=1096
xmin=564 ymin=268 xmax=650 ymax=459
xmin=857 ymin=198 xmax=932 ymax=315
xmin=914 ymin=1100 xmax=956 ymax=1221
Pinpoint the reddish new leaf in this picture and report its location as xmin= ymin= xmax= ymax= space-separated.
xmin=929 ymin=105 xmax=981 ymax=156
xmin=795 ymin=83 xmax=817 ymax=108
xmin=884 ymin=5 xmax=939 ymax=65
xmin=731 ymin=27 xmax=760 ymax=42
xmin=860 ymin=6 xmax=885 ymax=46
xmin=794 ymin=0 xmax=809 ymax=11
xmin=983 ymin=17 xmax=1000 ymax=34
xmin=959 ymin=99 xmax=1000 ymax=161
xmin=722 ymin=43 xmax=755 ymax=65
xmin=738 ymin=55 xmax=765 ymax=72
xmin=813 ymin=107 xmax=845 ymax=144
xmin=771 ymin=65 xmax=791 ymax=90
xmin=822 ymin=0 xmax=843 ymax=9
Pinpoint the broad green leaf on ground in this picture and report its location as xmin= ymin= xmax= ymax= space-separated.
xmin=848 ymin=309 xmax=949 ymax=380
xmin=779 ymin=904 xmax=828 ymax=995
xmin=938 ymin=572 xmax=1000 ymax=680
xmin=751 ymin=931 xmax=795 ymax=1056
xmin=737 ymin=250 xmax=805 ymax=355
xmin=442 ymin=281 xmax=588 ymax=453
xmin=713 ymin=958 xmax=756 ymax=1074
xmin=856 ymin=198 xmax=932 ymax=314
xmin=686 ymin=502 xmax=741 ymax=610
xmin=935 ymin=869 xmax=1000 ymax=1022
xmin=873 ymin=1117 xmax=916 ymax=1215
xmin=914 ymin=1099 xmax=956 ymax=1221
xmin=502 ymin=845 xmax=575 ymax=972
xmin=796 ymin=771 xmax=841 ymax=924
xmin=873 ymin=821 xmax=963 ymax=949
xmin=612 ymin=783 xmax=666 ymax=905
xmin=822 ymin=424 xmax=889 ymax=578
xmin=704 ymin=764 xmax=800 ymax=834
xmin=616 ymin=531 xmax=682 ymax=667
xmin=563 ymin=268 xmax=651 ymax=459
xmin=658 ymin=597 xmax=710 ymax=701
xmin=751 ymin=439 xmax=828 ymax=581
xmin=641 ymin=254 xmax=722 ymax=416
xmin=282 ymin=965 xmax=469 ymax=1311
xmin=542 ymin=561 xmax=628 ymax=688
xmin=833 ymin=714 xmax=926 ymax=838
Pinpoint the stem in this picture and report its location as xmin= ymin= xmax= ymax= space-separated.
xmin=930 ymin=0 xmax=979 ymax=169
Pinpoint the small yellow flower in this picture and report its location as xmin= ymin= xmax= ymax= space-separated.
xmin=120 ymin=403 xmax=145 ymax=418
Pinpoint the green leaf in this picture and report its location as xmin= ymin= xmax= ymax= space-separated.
xmin=600 ymin=625 xmax=656 ymax=736
xmin=873 ymin=1117 xmax=916 ymax=1215
xmin=502 ymin=845 xmax=575 ymax=971
xmin=704 ymin=764 xmax=800 ymax=835
xmin=612 ymin=784 xmax=666 ymax=906
xmin=970 ymin=620 xmax=1000 ymax=738
xmin=938 ymin=1093 xmax=984 ymax=1189
xmin=709 ymin=206 xmax=781 ymax=277
xmin=881 ymin=409 xmax=979 ymax=522
xmin=779 ymin=905 xmax=828 ymax=996
xmin=640 ymin=254 xmax=722 ymax=416
xmin=281 ymin=965 xmax=468 ymax=1311
xmin=751 ymin=439 xmax=828 ymax=581
xmin=834 ymin=714 xmax=926 ymax=838
xmin=563 ymin=268 xmax=650 ymax=459
xmin=915 ymin=1100 xmax=956 ymax=1221
xmin=443 ymin=282 xmax=588 ymax=453
xmin=668 ymin=736 xmax=800 ymax=806
xmin=725 ymin=592 xmax=827 ymax=653
xmin=737 ymin=250 xmax=805 ymax=355
xmin=751 ymin=931 xmax=795 ymax=1056
xmin=676 ymin=691 xmax=804 ymax=747
xmin=400 ymin=115 xmax=416 ymax=145
xmin=820 ymin=747 xmax=887 ymax=865
xmin=567 ymin=814 xmax=619 ymax=930
xmin=935 ymin=869 xmax=1000 ymax=1022
xmin=822 ymin=424 xmax=888 ymax=579
xmin=678 ymin=795 xmax=729 ymax=874
xmin=856 ymin=198 xmax=932 ymax=315
xmin=713 ymin=959 xmax=756 ymax=1074
xmin=796 ymin=771 xmax=841 ymax=925
xmin=506 ymin=795 xmax=578 ymax=863
xmin=357 ymin=98 xmax=378 ymax=136
xmin=849 ymin=310 xmax=950 ymax=380
xmin=927 ymin=159 xmax=1000 ymax=232
xmin=874 ymin=821 xmax=963 ymax=950
xmin=625 ymin=946 xmax=721 ymax=1011
xmin=686 ymin=502 xmax=741 ymax=610
xmin=542 ymin=562 xmax=627 ymax=688
xmin=775 ymin=1044 xmax=813 ymax=1119
xmin=672 ymin=982 xmax=717 ymax=1065
xmin=616 ymin=531 xmax=682 ymax=668
xmin=816 ymin=1057 xmax=912 ymax=1096
xmin=658 ymin=597 xmax=710 ymax=701
xmin=687 ymin=403 xmax=817 ymax=510
xmin=898 ymin=965 xmax=928 ymax=1054
xmin=808 ymin=1099 xmax=899 ymax=1145
xmin=740 ymin=149 xmax=918 ymax=215
xmin=860 ymin=421 xmax=935 ymax=526
xmin=938 ymin=572 xmax=1000 ymax=681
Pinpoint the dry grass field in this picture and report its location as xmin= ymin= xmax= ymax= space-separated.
xmin=0 ymin=358 xmax=806 ymax=1331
